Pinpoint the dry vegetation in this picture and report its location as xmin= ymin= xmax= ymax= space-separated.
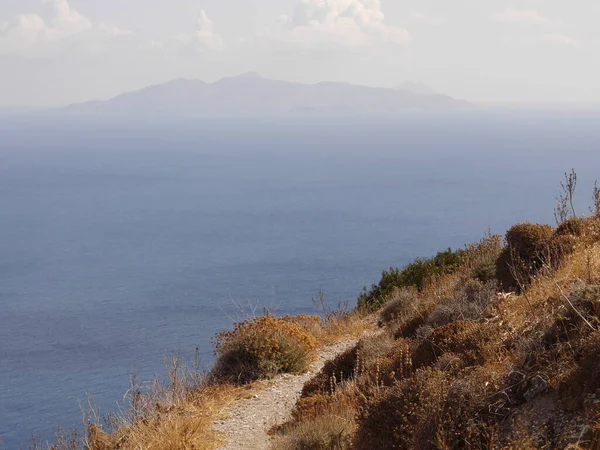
xmin=28 ymin=302 xmax=368 ymax=450
xmin=272 ymin=210 xmax=600 ymax=450
xmin=29 ymin=172 xmax=600 ymax=450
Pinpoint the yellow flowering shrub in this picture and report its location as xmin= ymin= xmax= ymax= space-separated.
xmin=212 ymin=315 xmax=319 ymax=383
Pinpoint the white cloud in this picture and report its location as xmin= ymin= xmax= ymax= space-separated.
xmin=42 ymin=0 xmax=92 ymax=36
xmin=0 ymin=0 xmax=126 ymax=57
xmin=493 ymin=8 xmax=552 ymax=25
xmin=279 ymin=0 xmax=411 ymax=48
xmin=0 ymin=2 xmax=223 ymax=58
xmin=543 ymin=33 xmax=580 ymax=47
xmin=172 ymin=10 xmax=224 ymax=52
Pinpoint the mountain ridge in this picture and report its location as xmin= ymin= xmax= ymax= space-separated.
xmin=67 ymin=73 xmax=469 ymax=116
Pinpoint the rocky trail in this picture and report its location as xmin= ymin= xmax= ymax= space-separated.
xmin=212 ymin=338 xmax=359 ymax=450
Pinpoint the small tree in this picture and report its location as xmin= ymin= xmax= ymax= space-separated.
xmin=555 ymin=169 xmax=578 ymax=225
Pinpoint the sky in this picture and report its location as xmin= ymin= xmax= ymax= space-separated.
xmin=0 ymin=0 xmax=599 ymax=107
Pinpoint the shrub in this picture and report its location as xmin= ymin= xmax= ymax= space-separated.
xmin=212 ymin=315 xmax=319 ymax=383
xmin=302 ymin=345 xmax=358 ymax=398
xmin=556 ymin=217 xmax=600 ymax=245
xmin=272 ymin=410 xmax=355 ymax=450
xmin=576 ymin=331 xmax=600 ymax=392
xmin=392 ymin=299 xmax=437 ymax=339
xmin=358 ymin=248 xmax=466 ymax=310
xmin=355 ymin=364 xmax=508 ymax=450
xmin=357 ymin=266 xmax=409 ymax=311
xmin=560 ymin=331 xmax=600 ymax=408
xmin=465 ymin=234 xmax=504 ymax=280
xmin=413 ymin=320 xmax=496 ymax=369
xmin=354 ymin=368 xmax=450 ymax=450
xmin=573 ymin=284 xmax=600 ymax=318
xmin=379 ymin=287 xmax=416 ymax=324
xmin=544 ymin=284 xmax=600 ymax=347
xmin=506 ymin=223 xmax=555 ymax=255
xmin=301 ymin=332 xmax=413 ymax=404
xmin=426 ymin=278 xmax=498 ymax=328
xmin=473 ymin=262 xmax=497 ymax=282
xmin=302 ymin=333 xmax=397 ymax=398
xmin=496 ymin=223 xmax=555 ymax=292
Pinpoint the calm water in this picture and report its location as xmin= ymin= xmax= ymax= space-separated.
xmin=1 ymin=111 xmax=600 ymax=448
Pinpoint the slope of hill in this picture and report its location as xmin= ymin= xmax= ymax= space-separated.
xmin=31 ymin=181 xmax=600 ymax=449
xmin=67 ymin=73 xmax=468 ymax=115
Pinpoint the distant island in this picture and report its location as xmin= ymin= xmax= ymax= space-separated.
xmin=66 ymin=73 xmax=468 ymax=116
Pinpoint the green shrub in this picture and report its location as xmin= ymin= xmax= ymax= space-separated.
xmin=358 ymin=248 xmax=466 ymax=310
xmin=211 ymin=315 xmax=319 ymax=383
xmin=464 ymin=234 xmax=503 ymax=280
xmin=472 ymin=262 xmax=497 ymax=283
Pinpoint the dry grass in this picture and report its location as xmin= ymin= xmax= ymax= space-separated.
xmin=34 ymin=308 xmax=375 ymax=450
xmin=271 ymin=413 xmax=355 ymax=450
xmin=31 ymin=366 xmax=257 ymax=450
xmin=271 ymin=394 xmax=356 ymax=450
xmin=314 ymin=311 xmax=372 ymax=345
xmin=95 ymin=384 xmax=248 ymax=450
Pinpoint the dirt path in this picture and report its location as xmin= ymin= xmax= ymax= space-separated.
xmin=212 ymin=338 xmax=359 ymax=450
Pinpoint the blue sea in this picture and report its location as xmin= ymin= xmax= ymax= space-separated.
xmin=1 ymin=111 xmax=600 ymax=448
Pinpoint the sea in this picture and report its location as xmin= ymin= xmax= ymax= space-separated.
xmin=1 ymin=110 xmax=600 ymax=448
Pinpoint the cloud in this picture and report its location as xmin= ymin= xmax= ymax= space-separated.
xmin=0 ymin=2 xmax=223 ymax=58
xmin=543 ymin=33 xmax=580 ymax=48
xmin=493 ymin=8 xmax=552 ymax=25
xmin=41 ymin=0 xmax=92 ymax=36
xmin=409 ymin=11 xmax=444 ymax=26
xmin=171 ymin=10 xmax=224 ymax=52
xmin=0 ymin=0 xmax=127 ymax=57
xmin=279 ymin=0 xmax=411 ymax=48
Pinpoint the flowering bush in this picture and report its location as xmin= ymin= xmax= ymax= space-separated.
xmin=212 ymin=315 xmax=319 ymax=383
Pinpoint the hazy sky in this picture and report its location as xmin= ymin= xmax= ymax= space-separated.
xmin=1 ymin=0 xmax=598 ymax=107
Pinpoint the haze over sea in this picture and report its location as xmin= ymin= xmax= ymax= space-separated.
xmin=1 ymin=111 xmax=600 ymax=448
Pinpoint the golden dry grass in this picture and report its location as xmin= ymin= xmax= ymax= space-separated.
xmin=313 ymin=311 xmax=373 ymax=345
xmin=87 ymin=383 xmax=257 ymax=450
xmin=271 ymin=392 xmax=357 ymax=450
xmin=61 ymin=312 xmax=372 ymax=450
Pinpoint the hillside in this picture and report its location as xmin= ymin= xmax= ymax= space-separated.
xmin=66 ymin=73 xmax=468 ymax=116
xmin=32 ymin=179 xmax=600 ymax=450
